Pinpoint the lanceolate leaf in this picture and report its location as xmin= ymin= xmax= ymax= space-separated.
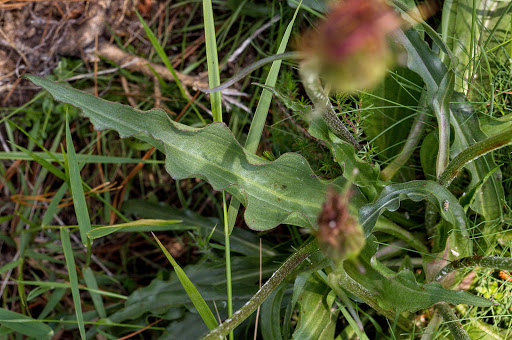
xmin=344 ymin=260 xmax=492 ymax=313
xmin=27 ymin=75 xmax=346 ymax=231
xmin=359 ymin=180 xmax=471 ymax=258
xmin=0 ymin=308 xmax=53 ymax=339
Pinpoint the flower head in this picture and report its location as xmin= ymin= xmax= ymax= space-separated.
xmin=298 ymin=0 xmax=402 ymax=93
xmin=316 ymin=187 xmax=365 ymax=261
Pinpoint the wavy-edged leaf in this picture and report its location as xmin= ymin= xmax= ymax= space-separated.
xmin=359 ymin=180 xmax=471 ymax=258
xmin=341 ymin=236 xmax=491 ymax=314
xmin=27 ymin=75 xmax=348 ymax=231
xmin=395 ymin=28 xmax=504 ymax=234
xmin=345 ymin=259 xmax=492 ymax=313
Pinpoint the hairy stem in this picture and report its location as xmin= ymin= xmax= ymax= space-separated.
xmin=201 ymin=239 xmax=319 ymax=340
xmin=435 ymin=255 xmax=512 ymax=282
xmin=439 ymin=126 xmax=512 ymax=187
xmin=299 ymin=62 xmax=361 ymax=150
xmin=435 ymin=302 xmax=470 ymax=340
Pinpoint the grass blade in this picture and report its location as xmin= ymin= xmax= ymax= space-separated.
xmin=65 ymin=111 xmax=91 ymax=246
xmin=60 ymin=227 xmax=86 ymax=339
xmin=152 ymin=232 xmax=218 ymax=330
xmin=203 ymin=0 xmax=222 ymax=121
xmin=83 ymin=267 xmax=107 ymax=319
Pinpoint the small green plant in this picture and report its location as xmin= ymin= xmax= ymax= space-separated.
xmin=4 ymin=0 xmax=512 ymax=339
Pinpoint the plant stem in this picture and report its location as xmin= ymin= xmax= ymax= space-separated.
xmin=327 ymin=270 xmax=364 ymax=331
xmin=222 ymin=193 xmax=233 ymax=340
xmin=299 ymin=62 xmax=361 ymax=150
xmin=435 ymin=302 xmax=470 ymax=340
xmin=198 ymin=52 xmax=299 ymax=94
xmin=200 ymin=240 xmax=319 ymax=340
xmin=435 ymin=255 xmax=512 ymax=282
xmin=433 ymin=72 xmax=453 ymax=179
xmin=439 ymin=127 xmax=512 ymax=187
xmin=334 ymin=262 xmax=412 ymax=331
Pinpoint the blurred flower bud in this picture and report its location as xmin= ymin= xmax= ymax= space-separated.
xmin=316 ymin=187 xmax=365 ymax=261
xmin=297 ymin=0 xmax=402 ymax=93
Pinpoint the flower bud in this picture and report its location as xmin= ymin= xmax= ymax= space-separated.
xmin=297 ymin=0 xmax=402 ymax=93
xmin=316 ymin=187 xmax=365 ymax=261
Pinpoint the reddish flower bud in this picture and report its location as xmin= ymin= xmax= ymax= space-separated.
xmin=316 ymin=187 xmax=365 ymax=261
xmin=298 ymin=0 xmax=402 ymax=93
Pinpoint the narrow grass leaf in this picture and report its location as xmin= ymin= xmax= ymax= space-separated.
xmin=228 ymin=1 xmax=303 ymax=233
xmin=152 ymin=232 xmax=218 ymax=330
xmin=246 ymin=2 xmax=302 ymax=153
xmin=60 ymin=228 xmax=86 ymax=339
xmin=41 ymin=183 xmax=68 ymax=227
xmin=13 ymin=144 xmax=66 ymax=180
xmin=38 ymin=288 xmax=66 ymax=320
xmin=0 ymin=258 xmax=22 ymax=275
xmin=0 ymin=151 xmax=162 ymax=164
xmin=65 ymin=111 xmax=91 ymax=246
xmin=0 ymin=308 xmax=53 ymax=339
xmin=202 ymin=0 xmax=222 ymax=121
xmin=135 ymin=10 xmax=187 ymax=100
xmin=18 ymin=280 xmax=127 ymax=300
xmin=88 ymin=219 xmax=182 ymax=239
xmin=83 ymin=267 xmax=107 ymax=319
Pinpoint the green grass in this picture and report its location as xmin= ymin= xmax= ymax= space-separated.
xmin=2 ymin=1 xmax=512 ymax=339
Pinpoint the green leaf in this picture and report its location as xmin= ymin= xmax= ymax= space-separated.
xmin=60 ymin=228 xmax=86 ymax=339
xmin=27 ymin=75 xmax=349 ymax=231
xmin=153 ymin=233 xmax=219 ymax=330
xmin=293 ymin=274 xmax=338 ymax=340
xmin=395 ymin=28 xmax=505 ymax=236
xmin=261 ymin=285 xmax=286 ymax=340
xmin=202 ymin=0 xmax=222 ymax=120
xmin=65 ymin=112 xmax=91 ymax=246
xmin=83 ymin=267 xmax=107 ymax=319
xmin=88 ymin=219 xmax=182 ymax=239
xmin=0 ymin=308 xmax=53 ymax=339
xmin=122 ymin=199 xmax=277 ymax=257
xmin=108 ymin=257 xmax=276 ymax=324
xmin=229 ymin=3 xmax=302 ymax=234
xmin=449 ymin=93 xmax=505 ymax=227
xmin=347 ymin=261 xmax=492 ymax=313
xmin=359 ymin=180 xmax=471 ymax=259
